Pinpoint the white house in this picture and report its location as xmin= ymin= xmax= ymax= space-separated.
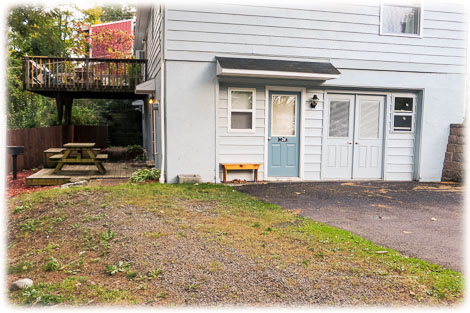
xmin=133 ymin=1 xmax=467 ymax=183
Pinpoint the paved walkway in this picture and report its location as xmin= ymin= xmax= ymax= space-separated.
xmin=236 ymin=181 xmax=464 ymax=272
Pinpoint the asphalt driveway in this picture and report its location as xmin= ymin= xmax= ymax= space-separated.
xmin=235 ymin=181 xmax=465 ymax=272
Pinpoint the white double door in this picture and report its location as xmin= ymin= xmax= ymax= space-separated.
xmin=323 ymin=94 xmax=385 ymax=179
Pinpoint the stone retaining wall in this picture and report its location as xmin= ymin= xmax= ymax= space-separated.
xmin=442 ymin=124 xmax=465 ymax=182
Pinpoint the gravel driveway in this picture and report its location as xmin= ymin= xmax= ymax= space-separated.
xmin=236 ymin=181 xmax=465 ymax=272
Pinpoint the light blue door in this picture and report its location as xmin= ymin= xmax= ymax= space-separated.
xmin=268 ymin=91 xmax=301 ymax=177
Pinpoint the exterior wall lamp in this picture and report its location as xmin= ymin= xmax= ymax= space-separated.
xmin=310 ymin=95 xmax=320 ymax=108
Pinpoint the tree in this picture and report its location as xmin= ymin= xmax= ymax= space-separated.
xmin=80 ymin=6 xmax=102 ymax=25
xmin=6 ymin=4 xmax=137 ymax=129
xmin=8 ymin=6 xmax=74 ymax=57
xmin=7 ymin=6 xmax=77 ymax=128
xmin=91 ymin=28 xmax=134 ymax=59
xmin=100 ymin=5 xmax=135 ymax=23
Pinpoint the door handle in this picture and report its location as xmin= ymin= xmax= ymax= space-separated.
xmin=268 ymin=137 xmax=272 ymax=141
xmin=347 ymin=141 xmax=352 ymax=144
xmin=355 ymin=142 xmax=360 ymax=144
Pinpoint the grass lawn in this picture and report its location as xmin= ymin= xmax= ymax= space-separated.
xmin=6 ymin=183 xmax=463 ymax=306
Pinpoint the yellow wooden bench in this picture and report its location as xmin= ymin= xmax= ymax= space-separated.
xmin=44 ymin=148 xmax=65 ymax=168
xmin=44 ymin=148 xmax=101 ymax=168
xmin=95 ymin=154 xmax=108 ymax=161
xmin=221 ymin=163 xmax=260 ymax=183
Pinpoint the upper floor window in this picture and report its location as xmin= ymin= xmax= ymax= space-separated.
xmin=380 ymin=4 xmax=422 ymax=37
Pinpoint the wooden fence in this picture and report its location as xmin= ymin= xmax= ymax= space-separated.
xmin=6 ymin=125 xmax=108 ymax=172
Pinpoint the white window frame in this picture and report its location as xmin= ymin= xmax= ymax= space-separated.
xmin=228 ymin=88 xmax=256 ymax=133
xmin=391 ymin=93 xmax=417 ymax=133
xmin=379 ymin=3 xmax=423 ymax=38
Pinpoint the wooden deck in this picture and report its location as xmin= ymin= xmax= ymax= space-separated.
xmin=23 ymin=56 xmax=147 ymax=99
xmin=26 ymin=162 xmax=146 ymax=186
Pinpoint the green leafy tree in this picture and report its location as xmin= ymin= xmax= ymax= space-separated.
xmin=100 ymin=5 xmax=135 ymax=23
xmin=6 ymin=5 xmax=137 ymax=129
xmin=6 ymin=6 xmax=74 ymax=128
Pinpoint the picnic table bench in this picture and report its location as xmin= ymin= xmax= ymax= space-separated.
xmin=221 ymin=163 xmax=260 ymax=183
xmin=52 ymin=143 xmax=107 ymax=174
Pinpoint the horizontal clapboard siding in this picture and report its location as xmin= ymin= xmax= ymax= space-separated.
xmin=165 ymin=2 xmax=467 ymax=74
xmin=218 ymin=85 xmax=266 ymax=181
xmin=216 ymin=86 xmax=418 ymax=181
xmin=384 ymin=116 xmax=416 ymax=180
xmin=304 ymin=90 xmax=324 ymax=180
xmin=147 ymin=5 xmax=163 ymax=79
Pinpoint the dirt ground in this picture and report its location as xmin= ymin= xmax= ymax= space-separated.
xmin=236 ymin=181 xmax=465 ymax=272
xmin=6 ymin=183 xmax=463 ymax=306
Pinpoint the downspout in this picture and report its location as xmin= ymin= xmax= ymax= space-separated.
xmin=159 ymin=5 xmax=166 ymax=183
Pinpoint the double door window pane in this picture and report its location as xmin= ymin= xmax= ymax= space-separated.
xmin=329 ymin=99 xmax=380 ymax=138
xmin=329 ymin=100 xmax=350 ymax=138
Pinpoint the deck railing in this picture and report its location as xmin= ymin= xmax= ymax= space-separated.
xmin=23 ymin=56 xmax=147 ymax=94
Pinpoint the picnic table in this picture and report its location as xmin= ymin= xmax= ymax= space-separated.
xmin=52 ymin=143 xmax=107 ymax=174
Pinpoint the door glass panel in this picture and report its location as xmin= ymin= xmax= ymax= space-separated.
xmin=231 ymin=112 xmax=252 ymax=129
xmin=329 ymin=100 xmax=350 ymax=137
xmin=231 ymin=91 xmax=253 ymax=110
xmin=360 ymin=100 xmax=380 ymax=138
xmin=272 ymin=95 xmax=296 ymax=136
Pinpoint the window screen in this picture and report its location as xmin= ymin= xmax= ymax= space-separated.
xmin=231 ymin=112 xmax=253 ymax=129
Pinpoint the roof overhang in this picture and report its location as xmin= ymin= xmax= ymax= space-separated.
xmin=135 ymin=79 xmax=156 ymax=95
xmin=134 ymin=7 xmax=152 ymax=51
xmin=216 ymin=57 xmax=341 ymax=81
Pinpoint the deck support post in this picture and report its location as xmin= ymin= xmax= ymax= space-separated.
xmin=64 ymin=96 xmax=73 ymax=125
xmin=56 ymin=97 xmax=63 ymax=125
xmin=56 ymin=95 xmax=73 ymax=125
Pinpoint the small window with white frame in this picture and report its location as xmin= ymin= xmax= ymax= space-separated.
xmin=228 ymin=88 xmax=256 ymax=132
xmin=380 ymin=4 xmax=422 ymax=37
xmin=391 ymin=94 xmax=416 ymax=132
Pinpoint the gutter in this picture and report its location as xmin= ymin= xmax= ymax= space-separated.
xmin=159 ymin=5 xmax=166 ymax=184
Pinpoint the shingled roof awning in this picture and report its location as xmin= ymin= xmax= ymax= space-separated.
xmin=216 ymin=57 xmax=341 ymax=80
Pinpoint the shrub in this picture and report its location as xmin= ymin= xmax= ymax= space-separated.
xmin=126 ymin=145 xmax=146 ymax=161
xmin=129 ymin=168 xmax=161 ymax=183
